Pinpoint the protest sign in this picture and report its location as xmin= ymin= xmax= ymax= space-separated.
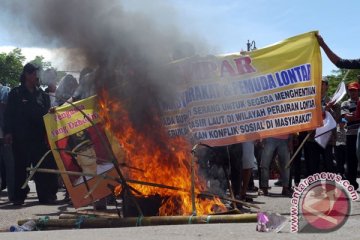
xmin=44 ymin=96 xmax=121 ymax=208
xmin=161 ymin=31 xmax=323 ymax=146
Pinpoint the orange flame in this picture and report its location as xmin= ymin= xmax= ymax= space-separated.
xmin=98 ymin=91 xmax=226 ymax=215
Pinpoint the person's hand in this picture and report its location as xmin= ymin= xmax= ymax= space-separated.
xmin=325 ymin=101 xmax=334 ymax=110
xmin=255 ymin=139 xmax=264 ymax=148
xmin=315 ymin=33 xmax=325 ymax=47
xmin=4 ymin=133 xmax=12 ymax=145
xmin=49 ymin=106 xmax=56 ymax=113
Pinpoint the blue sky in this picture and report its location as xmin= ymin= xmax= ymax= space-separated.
xmin=164 ymin=0 xmax=360 ymax=76
xmin=1 ymin=0 xmax=359 ymax=76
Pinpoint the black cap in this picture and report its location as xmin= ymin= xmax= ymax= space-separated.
xmin=23 ymin=63 xmax=39 ymax=74
xmin=67 ymin=130 xmax=93 ymax=153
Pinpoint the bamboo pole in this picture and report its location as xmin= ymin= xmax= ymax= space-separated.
xmin=19 ymin=214 xmax=257 ymax=229
xmin=225 ymin=146 xmax=238 ymax=210
xmin=59 ymin=213 xmax=119 ymax=219
xmin=21 ymin=150 xmax=52 ymax=189
xmin=77 ymin=210 xmax=120 ymax=218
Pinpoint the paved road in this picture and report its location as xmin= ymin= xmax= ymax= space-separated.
xmin=0 ymin=180 xmax=359 ymax=239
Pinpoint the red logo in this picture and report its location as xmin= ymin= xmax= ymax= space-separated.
xmin=300 ymin=181 xmax=350 ymax=232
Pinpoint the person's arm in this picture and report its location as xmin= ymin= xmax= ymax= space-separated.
xmin=316 ymin=34 xmax=341 ymax=65
xmin=340 ymin=101 xmax=352 ymax=121
xmin=317 ymin=33 xmax=360 ymax=69
xmin=355 ymin=100 xmax=360 ymax=119
xmin=3 ymin=89 xmax=16 ymax=144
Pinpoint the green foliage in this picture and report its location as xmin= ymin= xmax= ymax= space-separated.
xmin=29 ymin=56 xmax=52 ymax=70
xmin=0 ymin=48 xmax=67 ymax=88
xmin=56 ymin=71 xmax=67 ymax=83
xmin=0 ymin=48 xmax=25 ymax=87
xmin=326 ymin=68 xmax=360 ymax=96
xmin=30 ymin=56 xmax=70 ymax=86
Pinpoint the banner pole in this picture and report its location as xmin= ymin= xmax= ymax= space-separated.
xmin=286 ymin=131 xmax=311 ymax=169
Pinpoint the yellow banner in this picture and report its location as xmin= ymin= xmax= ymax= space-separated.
xmin=162 ymin=31 xmax=323 ymax=146
xmin=44 ymin=96 xmax=121 ymax=208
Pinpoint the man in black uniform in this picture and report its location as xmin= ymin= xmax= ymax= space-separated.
xmin=4 ymin=63 xmax=58 ymax=205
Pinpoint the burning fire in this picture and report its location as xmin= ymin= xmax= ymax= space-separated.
xmin=98 ymin=91 xmax=226 ymax=216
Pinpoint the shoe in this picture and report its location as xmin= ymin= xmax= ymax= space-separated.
xmin=39 ymin=197 xmax=58 ymax=205
xmin=12 ymin=200 xmax=25 ymax=206
xmin=247 ymin=186 xmax=259 ymax=192
xmin=93 ymin=199 xmax=107 ymax=211
xmin=274 ymin=179 xmax=282 ymax=186
xmin=62 ymin=191 xmax=71 ymax=202
xmin=240 ymin=195 xmax=254 ymax=203
xmin=281 ymin=187 xmax=293 ymax=198
xmin=259 ymin=188 xmax=269 ymax=196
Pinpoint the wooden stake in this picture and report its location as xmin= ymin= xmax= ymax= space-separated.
xmin=27 ymin=167 xmax=259 ymax=209
xmin=285 ymin=131 xmax=311 ymax=169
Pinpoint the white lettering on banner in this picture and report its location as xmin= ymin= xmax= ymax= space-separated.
xmin=162 ymin=50 xmax=319 ymax=144
xmin=195 ymin=131 xmax=208 ymax=140
xmin=239 ymin=121 xmax=266 ymax=133
xmin=266 ymin=99 xmax=315 ymax=115
xmin=189 ymin=119 xmax=207 ymax=128
xmin=235 ymin=109 xmax=267 ymax=121
xmin=192 ymin=104 xmax=221 ymax=115
xmin=274 ymin=87 xmax=316 ymax=100
xmin=208 ymin=126 xmax=240 ymax=139
xmin=273 ymin=113 xmax=312 ymax=127
xmin=221 ymin=100 xmax=246 ymax=111
xmin=165 ymin=63 xmax=312 ymax=110
xmin=168 ymin=128 xmax=189 ymax=137
xmin=186 ymin=99 xmax=315 ymax=131
xmin=193 ymin=113 xmax=313 ymax=141
xmin=246 ymin=95 xmax=274 ymax=107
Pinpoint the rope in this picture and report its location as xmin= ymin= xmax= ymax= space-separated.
xmin=37 ymin=216 xmax=49 ymax=230
xmin=206 ymin=215 xmax=211 ymax=223
xmin=188 ymin=215 xmax=194 ymax=224
xmin=75 ymin=215 xmax=86 ymax=229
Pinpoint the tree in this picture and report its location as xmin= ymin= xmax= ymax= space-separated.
xmin=29 ymin=56 xmax=52 ymax=70
xmin=29 ymin=56 xmax=66 ymax=85
xmin=0 ymin=48 xmax=25 ymax=87
xmin=326 ymin=68 xmax=360 ymax=96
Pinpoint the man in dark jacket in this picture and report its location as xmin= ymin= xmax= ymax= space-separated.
xmin=317 ymin=33 xmax=360 ymax=190
xmin=4 ymin=63 xmax=58 ymax=205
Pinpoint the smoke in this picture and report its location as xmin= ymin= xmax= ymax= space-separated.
xmin=1 ymin=0 xmax=211 ymax=148
xmin=0 ymin=0 xmax=206 ymax=122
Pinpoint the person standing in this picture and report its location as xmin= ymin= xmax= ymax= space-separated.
xmin=0 ymin=83 xmax=10 ymax=191
xmin=260 ymin=135 xmax=292 ymax=197
xmin=335 ymin=118 xmax=347 ymax=178
xmin=42 ymin=68 xmax=58 ymax=107
xmin=340 ymin=82 xmax=360 ymax=190
xmin=317 ymin=34 xmax=360 ymax=190
xmin=4 ymin=63 xmax=58 ymax=205
xmin=240 ymin=141 xmax=256 ymax=202
xmin=55 ymin=74 xmax=78 ymax=106
xmin=304 ymin=77 xmax=339 ymax=176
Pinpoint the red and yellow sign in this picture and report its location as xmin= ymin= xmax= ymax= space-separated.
xmin=44 ymin=96 xmax=121 ymax=208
